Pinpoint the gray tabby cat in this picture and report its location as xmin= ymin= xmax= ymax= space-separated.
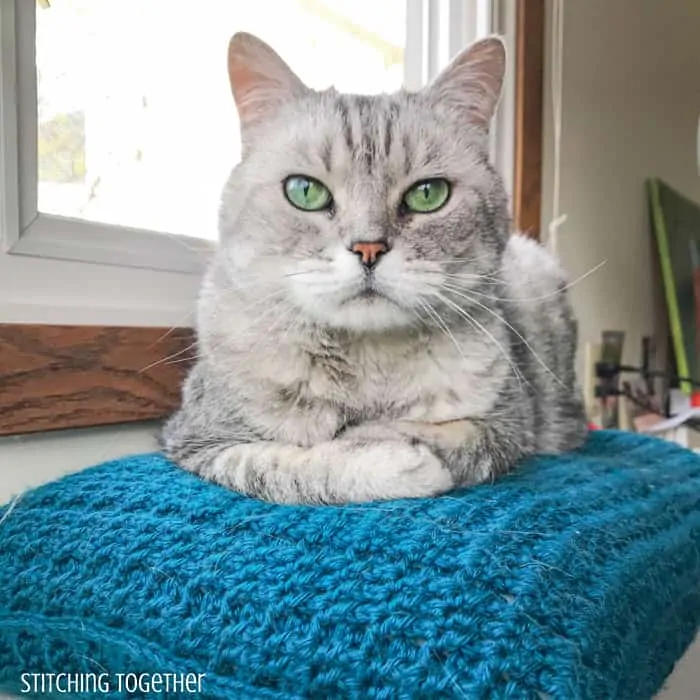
xmin=161 ymin=32 xmax=587 ymax=504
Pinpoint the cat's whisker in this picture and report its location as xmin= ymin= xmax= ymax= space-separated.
xmin=267 ymin=303 xmax=303 ymax=335
xmin=197 ymin=299 xmax=293 ymax=346
xmin=288 ymin=282 xmax=344 ymax=292
xmin=165 ymin=355 xmax=201 ymax=366
xmin=433 ymin=291 xmax=525 ymax=390
xmin=145 ymin=311 xmax=196 ymax=350
xmin=417 ymin=300 xmax=469 ymax=362
xmin=408 ymin=307 xmax=431 ymax=331
xmin=413 ymin=271 xmax=503 ymax=287
xmin=283 ymin=269 xmax=328 ymax=278
xmin=283 ymin=271 xmax=312 ymax=278
xmin=241 ymin=300 xmax=297 ymax=333
xmin=440 ymin=284 xmax=565 ymax=388
xmin=420 ymin=253 xmax=496 ymax=265
xmin=139 ymin=341 xmax=199 ymax=374
xmin=442 ymin=272 xmax=502 ymax=283
xmin=276 ymin=310 xmax=307 ymax=345
xmin=248 ymin=288 xmax=289 ymax=306
xmin=190 ymin=298 xmax=296 ymax=357
xmin=465 ymin=259 xmax=608 ymax=303
xmin=416 ymin=270 xmax=501 ymax=282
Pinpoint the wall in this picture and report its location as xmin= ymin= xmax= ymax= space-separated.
xmin=0 ymin=424 xmax=159 ymax=503
xmin=541 ymin=0 xmax=700 ymax=374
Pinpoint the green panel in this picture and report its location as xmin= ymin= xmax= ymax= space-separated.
xmin=647 ymin=178 xmax=700 ymax=393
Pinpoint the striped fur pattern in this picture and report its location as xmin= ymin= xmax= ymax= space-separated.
xmin=161 ymin=33 xmax=587 ymax=503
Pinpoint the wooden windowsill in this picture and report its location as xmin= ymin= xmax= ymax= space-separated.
xmin=0 ymin=324 xmax=195 ymax=436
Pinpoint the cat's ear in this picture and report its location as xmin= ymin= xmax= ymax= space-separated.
xmin=427 ymin=36 xmax=506 ymax=131
xmin=227 ymin=32 xmax=309 ymax=131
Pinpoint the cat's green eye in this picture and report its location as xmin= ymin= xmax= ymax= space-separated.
xmin=402 ymin=179 xmax=450 ymax=213
xmin=284 ymin=176 xmax=333 ymax=211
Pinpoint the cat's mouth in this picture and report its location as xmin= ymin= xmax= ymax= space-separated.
xmin=338 ymin=281 xmax=390 ymax=307
xmin=349 ymin=278 xmax=387 ymax=302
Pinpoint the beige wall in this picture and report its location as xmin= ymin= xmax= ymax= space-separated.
xmin=541 ymin=0 xmax=700 ymax=374
xmin=0 ymin=424 xmax=159 ymax=503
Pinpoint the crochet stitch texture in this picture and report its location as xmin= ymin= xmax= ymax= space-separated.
xmin=1 ymin=430 xmax=700 ymax=699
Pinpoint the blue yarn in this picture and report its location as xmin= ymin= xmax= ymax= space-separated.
xmin=1 ymin=430 xmax=700 ymax=699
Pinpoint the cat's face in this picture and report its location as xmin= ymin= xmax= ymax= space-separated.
xmin=218 ymin=33 xmax=509 ymax=333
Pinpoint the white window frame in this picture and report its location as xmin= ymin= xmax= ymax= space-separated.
xmin=0 ymin=0 xmax=207 ymax=275
xmin=0 ymin=0 xmax=515 ymax=306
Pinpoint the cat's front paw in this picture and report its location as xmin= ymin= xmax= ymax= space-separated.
xmin=393 ymin=443 xmax=455 ymax=497
xmin=341 ymin=441 xmax=453 ymax=501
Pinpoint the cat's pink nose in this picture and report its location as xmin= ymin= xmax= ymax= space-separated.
xmin=351 ymin=241 xmax=388 ymax=269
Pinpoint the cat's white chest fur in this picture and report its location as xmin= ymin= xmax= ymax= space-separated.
xmin=298 ymin=329 xmax=503 ymax=424
xmin=201 ymin=278 xmax=510 ymax=448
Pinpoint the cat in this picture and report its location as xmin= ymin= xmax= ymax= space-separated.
xmin=161 ymin=32 xmax=587 ymax=504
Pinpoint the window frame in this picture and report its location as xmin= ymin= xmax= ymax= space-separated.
xmin=0 ymin=0 xmax=545 ymax=437
xmin=1 ymin=0 xmax=207 ymax=274
xmin=512 ymin=0 xmax=545 ymax=237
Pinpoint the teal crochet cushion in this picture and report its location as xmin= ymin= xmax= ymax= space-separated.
xmin=2 ymin=431 xmax=700 ymax=699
